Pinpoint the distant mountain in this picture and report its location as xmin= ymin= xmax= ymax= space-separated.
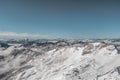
xmin=0 ymin=39 xmax=120 ymax=80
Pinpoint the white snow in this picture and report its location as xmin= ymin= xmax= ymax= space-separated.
xmin=0 ymin=41 xmax=120 ymax=80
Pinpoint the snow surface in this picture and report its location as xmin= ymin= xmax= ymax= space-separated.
xmin=0 ymin=41 xmax=120 ymax=80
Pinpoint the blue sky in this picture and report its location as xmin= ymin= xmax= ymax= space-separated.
xmin=0 ymin=0 xmax=120 ymax=39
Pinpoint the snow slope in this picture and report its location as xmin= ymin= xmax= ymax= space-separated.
xmin=0 ymin=41 xmax=120 ymax=80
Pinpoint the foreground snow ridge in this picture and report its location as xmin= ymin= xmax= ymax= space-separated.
xmin=0 ymin=40 xmax=120 ymax=80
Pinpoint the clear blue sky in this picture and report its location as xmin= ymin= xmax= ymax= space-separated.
xmin=0 ymin=0 xmax=120 ymax=39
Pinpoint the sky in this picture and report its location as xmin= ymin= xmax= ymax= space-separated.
xmin=0 ymin=0 xmax=120 ymax=39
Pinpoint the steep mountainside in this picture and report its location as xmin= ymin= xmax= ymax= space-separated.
xmin=0 ymin=40 xmax=120 ymax=80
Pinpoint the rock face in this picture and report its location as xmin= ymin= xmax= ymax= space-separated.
xmin=0 ymin=40 xmax=120 ymax=80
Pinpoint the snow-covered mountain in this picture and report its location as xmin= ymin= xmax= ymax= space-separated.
xmin=0 ymin=39 xmax=120 ymax=80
